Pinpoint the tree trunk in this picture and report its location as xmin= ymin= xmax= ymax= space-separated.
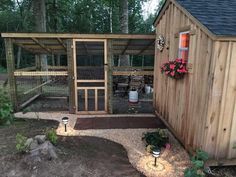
xmin=109 ymin=7 xmax=113 ymax=33
xmin=52 ymin=54 xmax=55 ymax=66
xmin=16 ymin=46 xmax=21 ymax=69
xmin=119 ymin=0 xmax=130 ymax=66
xmin=53 ymin=0 xmax=58 ymax=32
xmin=32 ymin=0 xmax=48 ymax=79
xmin=56 ymin=54 xmax=60 ymax=66
xmin=120 ymin=0 xmax=128 ymax=33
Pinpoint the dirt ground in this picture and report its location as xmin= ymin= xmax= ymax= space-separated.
xmin=0 ymin=119 xmax=144 ymax=177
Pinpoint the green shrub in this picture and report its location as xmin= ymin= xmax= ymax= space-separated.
xmin=184 ymin=149 xmax=209 ymax=177
xmin=16 ymin=133 xmax=28 ymax=153
xmin=142 ymin=128 xmax=169 ymax=151
xmin=0 ymin=88 xmax=14 ymax=125
xmin=46 ymin=128 xmax=58 ymax=145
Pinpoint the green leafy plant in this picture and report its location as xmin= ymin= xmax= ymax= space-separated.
xmin=184 ymin=149 xmax=209 ymax=177
xmin=142 ymin=128 xmax=169 ymax=151
xmin=16 ymin=133 xmax=28 ymax=153
xmin=46 ymin=128 xmax=58 ymax=145
xmin=0 ymin=88 xmax=14 ymax=125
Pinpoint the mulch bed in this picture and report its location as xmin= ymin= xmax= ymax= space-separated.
xmin=0 ymin=119 xmax=144 ymax=177
xmin=75 ymin=116 xmax=165 ymax=130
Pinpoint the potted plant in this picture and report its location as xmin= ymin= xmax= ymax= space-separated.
xmin=161 ymin=58 xmax=188 ymax=79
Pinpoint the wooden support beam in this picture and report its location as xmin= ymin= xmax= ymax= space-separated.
xmin=84 ymin=89 xmax=88 ymax=111
xmin=95 ymin=88 xmax=98 ymax=111
xmin=35 ymin=54 xmax=43 ymax=94
xmin=112 ymin=66 xmax=154 ymax=70
xmin=5 ymin=38 xmax=18 ymax=111
xmin=13 ymin=42 xmax=36 ymax=54
xmin=1 ymin=33 xmax=156 ymax=40
xmin=77 ymin=80 xmax=105 ymax=83
xmin=67 ymin=39 xmax=76 ymax=114
xmin=77 ymin=111 xmax=107 ymax=115
xmin=32 ymin=37 xmax=52 ymax=54
xmin=57 ymin=38 xmax=66 ymax=51
xmin=121 ymin=39 xmax=131 ymax=55
xmin=15 ymin=66 xmax=36 ymax=71
xmin=137 ymin=40 xmax=155 ymax=55
xmin=23 ymin=80 xmax=51 ymax=95
xmin=14 ymin=71 xmax=68 ymax=76
xmin=77 ymin=87 xmax=105 ymax=90
xmin=112 ymin=71 xmax=153 ymax=76
xmin=107 ymin=39 xmax=113 ymax=114
xmin=19 ymin=94 xmax=40 ymax=109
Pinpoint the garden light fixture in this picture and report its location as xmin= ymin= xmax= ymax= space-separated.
xmin=62 ymin=117 xmax=69 ymax=132
xmin=152 ymin=148 xmax=161 ymax=167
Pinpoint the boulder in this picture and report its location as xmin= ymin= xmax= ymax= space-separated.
xmin=25 ymin=138 xmax=33 ymax=149
xmin=34 ymin=135 xmax=46 ymax=144
xmin=30 ymin=141 xmax=58 ymax=160
xmin=30 ymin=139 xmax=39 ymax=150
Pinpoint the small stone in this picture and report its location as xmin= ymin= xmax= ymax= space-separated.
xmin=25 ymin=138 xmax=33 ymax=148
xmin=35 ymin=135 xmax=46 ymax=144
xmin=30 ymin=139 xmax=39 ymax=150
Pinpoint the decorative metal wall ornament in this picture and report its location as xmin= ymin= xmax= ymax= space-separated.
xmin=156 ymin=35 xmax=165 ymax=52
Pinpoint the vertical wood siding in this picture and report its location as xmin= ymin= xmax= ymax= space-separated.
xmin=154 ymin=2 xmax=236 ymax=160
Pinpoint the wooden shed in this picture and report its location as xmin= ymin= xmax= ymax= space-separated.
xmin=153 ymin=0 xmax=236 ymax=164
xmin=1 ymin=33 xmax=155 ymax=115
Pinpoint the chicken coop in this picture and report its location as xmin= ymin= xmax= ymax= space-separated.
xmin=2 ymin=33 xmax=155 ymax=114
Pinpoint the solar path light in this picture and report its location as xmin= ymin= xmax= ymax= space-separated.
xmin=62 ymin=117 xmax=69 ymax=132
xmin=152 ymin=148 xmax=161 ymax=167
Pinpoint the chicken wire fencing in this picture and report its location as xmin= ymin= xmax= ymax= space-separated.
xmin=14 ymin=54 xmax=69 ymax=112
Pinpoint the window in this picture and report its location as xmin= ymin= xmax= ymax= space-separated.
xmin=178 ymin=31 xmax=190 ymax=61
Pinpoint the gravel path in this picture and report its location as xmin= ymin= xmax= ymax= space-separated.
xmin=15 ymin=112 xmax=190 ymax=177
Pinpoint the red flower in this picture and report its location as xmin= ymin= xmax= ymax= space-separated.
xmin=170 ymin=64 xmax=175 ymax=70
xmin=177 ymin=68 xmax=188 ymax=73
xmin=175 ymin=58 xmax=182 ymax=63
xmin=161 ymin=58 xmax=188 ymax=79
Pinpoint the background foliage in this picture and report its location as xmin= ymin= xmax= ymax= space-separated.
xmin=0 ymin=0 xmax=162 ymax=68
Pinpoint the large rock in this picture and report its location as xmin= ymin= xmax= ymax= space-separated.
xmin=25 ymin=138 xmax=33 ymax=149
xmin=30 ymin=141 xmax=58 ymax=160
xmin=34 ymin=135 xmax=46 ymax=144
xmin=30 ymin=139 xmax=39 ymax=150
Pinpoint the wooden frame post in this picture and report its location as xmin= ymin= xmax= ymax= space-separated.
xmin=5 ymin=38 xmax=18 ymax=111
xmin=35 ymin=54 xmax=43 ymax=94
xmin=67 ymin=39 xmax=76 ymax=114
xmin=107 ymin=39 xmax=113 ymax=114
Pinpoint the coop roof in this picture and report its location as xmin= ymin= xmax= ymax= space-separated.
xmin=154 ymin=0 xmax=236 ymax=37
xmin=1 ymin=33 xmax=155 ymax=55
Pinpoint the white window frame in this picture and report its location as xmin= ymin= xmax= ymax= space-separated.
xmin=178 ymin=31 xmax=190 ymax=60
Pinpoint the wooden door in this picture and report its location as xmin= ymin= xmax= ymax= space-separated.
xmin=73 ymin=39 xmax=107 ymax=114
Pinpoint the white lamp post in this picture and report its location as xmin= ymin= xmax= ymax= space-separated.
xmin=62 ymin=117 xmax=69 ymax=132
xmin=152 ymin=148 xmax=161 ymax=167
